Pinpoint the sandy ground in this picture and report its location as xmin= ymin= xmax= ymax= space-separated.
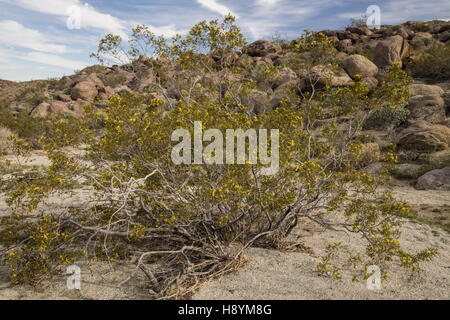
xmin=193 ymin=220 xmax=450 ymax=300
xmin=0 ymin=154 xmax=449 ymax=300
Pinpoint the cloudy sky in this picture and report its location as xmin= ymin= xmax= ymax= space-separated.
xmin=0 ymin=0 xmax=449 ymax=81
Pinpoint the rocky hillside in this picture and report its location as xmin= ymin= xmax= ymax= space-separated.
xmin=1 ymin=20 xmax=450 ymax=192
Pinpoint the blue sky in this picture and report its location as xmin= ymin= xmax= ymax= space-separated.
xmin=0 ymin=0 xmax=449 ymax=81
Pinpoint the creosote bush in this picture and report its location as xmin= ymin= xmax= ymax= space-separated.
xmin=0 ymin=16 xmax=437 ymax=299
xmin=410 ymin=42 xmax=450 ymax=80
xmin=363 ymin=105 xmax=410 ymax=130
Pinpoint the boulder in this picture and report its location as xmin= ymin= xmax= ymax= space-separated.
xmin=362 ymin=77 xmax=379 ymax=89
xmin=83 ymin=73 xmax=104 ymax=89
xmin=48 ymin=101 xmax=70 ymax=114
xmin=270 ymin=80 xmax=300 ymax=109
xmin=236 ymin=54 xmax=254 ymax=68
xmin=210 ymin=48 xmax=239 ymax=67
xmin=336 ymin=39 xmax=354 ymax=53
xmin=407 ymin=95 xmax=446 ymax=123
xmin=409 ymin=84 xmax=444 ymax=97
xmin=410 ymin=32 xmax=434 ymax=46
xmin=242 ymin=90 xmax=271 ymax=115
xmin=246 ymin=40 xmax=282 ymax=57
xmin=70 ymin=73 xmax=105 ymax=101
xmin=114 ymin=85 xmax=131 ymax=94
xmin=335 ymin=51 xmax=348 ymax=62
xmin=342 ymin=54 xmax=378 ymax=78
xmin=416 ymin=167 xmax=450 ymax=190
xmin=129 ymin=69 xmax=155 ymax=91
xmin=440 ymin=119 xmax=450 ymax=128
xmin=71 ymin=81 xmax=98 ymax=101
xmin=275 ymin=67 xmax=298 ymax=87
xmin=438 ymin=32 xmax=450 ymax=42
xmin=57 ymin=93 xmax=72 ymax=102
xmin=98 ymin=86 xmax=115 ymax=101
xmin=71 ymin=99 xmax=88 ymax=117
xmin=31 ymin=101 xmax=70 ymax=118
xmin=346 ymin=27 xmax=373 ymax=36
xmin=394 ymin=27 xmax=410 ymax=39
xmin=30 ymin=102 xmax=51 ymax=118
xmin=392 ymin=163 xmax=423 ymax=180
xmin=438 ymin=24 xmax=450 ymax=33
xmin=373 ymin=35 xmax=410 ymax=68
xmin=306 ymin=65 xmax=352 ymax=88
xmin=397 ymin=120 xmax=450 ymax=152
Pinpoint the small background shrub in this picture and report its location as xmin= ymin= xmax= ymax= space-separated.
xmin=410 ymin=42 xmax=450 ymax=81
xmin=363 ymin=106 xmax=410 ymax=130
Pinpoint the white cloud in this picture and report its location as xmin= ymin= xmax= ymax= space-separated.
xmin=196 ymin=0 xmax=237 ymax=17
xmin=149 ymin=24 xmax=186 ymax=37
xmin=381 ymin=0 xmax=450 ymax=24
xmin=19 ymin=52 xmax=88 ymax=70
xmin=257 ymin=0 xmax=280 ymax=6
xmin=2 ymin=0 xmax=128 ymax=37
xmin=338 ymin=0 xmax=450 ymax=26
xmin=240 ymin=1 xmax=316 ymax=39
xmin=0 ymin=20 xmax=68 ymax=53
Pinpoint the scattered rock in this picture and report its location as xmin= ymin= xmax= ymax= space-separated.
xmin=71 ymin=81 xmax=98 ymax=101
xmin=30 ymin=102 xmax=51 ymax=117
xmin=306 ymin=65 xmax=352 ymax=88
xmin=31 ymin=101 xmax=70 ymax=118
xmin=70 ymin=73 xmax=105 ymax=101
xmin=346 ymin=26 xmax=373 ymax=36
xmin=416 ymin=167 xmax=450 ymax=190
xmin=210 ymin=48 xmax=239 ymax=67
xmin=275 ymin=67 xmax=298 ymax=87
xmin=57 ymin=93 xmax=72 ymax=102
xmin=129 ymin=69 xmax=156 ymax=91
xmin=71 ymin=99 xmax=89 ymax=117
xmin=409 ymin=84 xmax=444 ymax=97
xmin=373 ymin=35 xmax=410 ymax=68
xmin=336 ymin=39 xmax=353 ymax=53
xmin=242 ymin=90 xmax=271 ymax=114
xmin=342 ymin=54 xmax=378 ymax=78
xmin=48 ymin=101 xmax=70 ymax=114
xmin=362 ymin=76 xmax=379 ymax=89
xmin=392 ymin=163 xmax=423 ymax=180
xmin=398 ymin=120 xmax=450 ymax=152
xmin=246 ymin=40 xmax=282 ymax=57
xmin=407 ymin=95 xmax=446 ymax=123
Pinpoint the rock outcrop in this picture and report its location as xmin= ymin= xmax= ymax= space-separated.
xmin=416 ymin=167 xmax=450 ymax=190
xmin=373 ymin=35 xmax=410 ymax=68
xmin=342 ymin=54 xmax=378 ymax=78
xmin=397 ymin=120 xmax=450 ymax=152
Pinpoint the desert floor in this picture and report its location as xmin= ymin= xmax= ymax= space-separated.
xmin=0 ymin=153 xmax=449 ymax=300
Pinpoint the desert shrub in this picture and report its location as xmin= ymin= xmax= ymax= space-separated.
xmin=250 ymin=62 xmax=281 ymax=89
xmin=0 ymin=109 xmax=52 ymax=148
xmin=100 ymin=74 xmax=128 ymax=88
xmin=348 ymin=15 xmax=369 ymax=28
xmin=414 ymin=149 xmax=450 ymax=178
xmin=410 ymin=42 xmax=450 ymax=80
xmin=0 ymin=17 xmax=437 ymax=298
xmin=0 ymin=126 xmax=14 ymax=155
xmin=409 ymin=22 xmax=430 ymax=32
xmin=363 ymin=106 xmax=410 ymax=130
xmin=0 ymin=109 xmax=81 ymax=149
